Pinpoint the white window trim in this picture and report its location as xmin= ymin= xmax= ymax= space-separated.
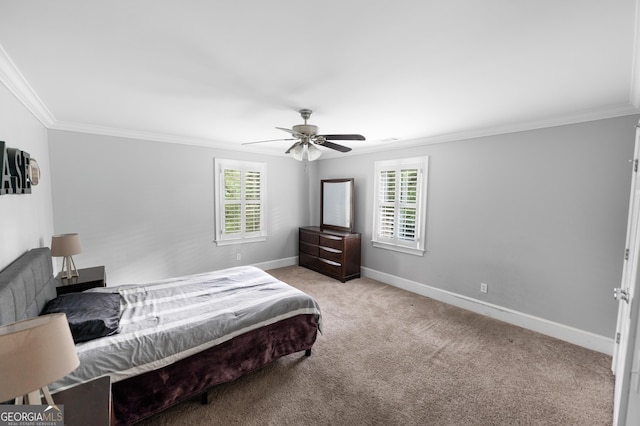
xmin=371 ymin=156 xmax=428 ymax=256
xmin=214 ymin=158 xmax=267 ymax=246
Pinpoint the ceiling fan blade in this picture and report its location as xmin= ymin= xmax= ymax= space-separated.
xmin=317 ymin=140 xmax=352 ymax=153
xmin=242 ymin=138 xmax=296 ymax=145
xmin=276 ymin=127 xmax=304 ymax=138
xmin=285 ymin=142 xmax=301 ymax=154
xmin=317 ymin=134 xmax=365 ymax=141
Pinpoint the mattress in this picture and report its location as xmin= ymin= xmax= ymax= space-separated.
xmin=50 ymin=265 xmax=322 ymax=392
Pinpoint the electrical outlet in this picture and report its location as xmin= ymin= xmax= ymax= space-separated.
xmin=480 ymin=283 xmax=488 ymax=293
xmin=236 ymin=253 xmax=241 ymax=261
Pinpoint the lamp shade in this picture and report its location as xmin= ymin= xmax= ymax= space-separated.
xmin=51 ymin=234 xmax=82 ymax=257
xmin=0 ymin=313 xmax=80 ymax=402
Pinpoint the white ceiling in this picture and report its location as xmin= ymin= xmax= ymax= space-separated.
xmin=0 ymin=1 xmax=638 ymax=158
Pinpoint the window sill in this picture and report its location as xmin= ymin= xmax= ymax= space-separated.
xmin=372 ymin=241 xmax=425 ymax=256
xmin=214 ymin=236 xmax=267 ymax=247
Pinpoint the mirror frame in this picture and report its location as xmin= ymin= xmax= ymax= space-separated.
xmin=320 ymin=178 xmax=355 ymax=233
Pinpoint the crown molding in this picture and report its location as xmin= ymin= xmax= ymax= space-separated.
xmin=416 ymin=103 xmax=640 ymax=145
xmin=50 ymin=104 xmax=640 ymax=160
xmin=49 ymin=120 xmax=258 ymax=153
xmin=0 ymin=44 xmax=55 ymax=127
xmin=1 ymin=40 xmax=638 ymax=158
xmin=339 ymin=102 xmax=640 ymax=158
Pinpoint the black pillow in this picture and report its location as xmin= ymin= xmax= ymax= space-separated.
xmin=41 ymin=292 xmax=121 ymax=343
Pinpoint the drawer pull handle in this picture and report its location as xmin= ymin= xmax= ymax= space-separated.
xmin=320 ymin=247 xmax=341 ymax=254
xmin=319 ymin=258 xmax=341 ymax=267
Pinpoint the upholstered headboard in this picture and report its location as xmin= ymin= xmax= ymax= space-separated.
xmin=0 ymin=247 xmax=57 ymax=326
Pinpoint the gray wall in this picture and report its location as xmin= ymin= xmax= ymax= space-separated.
xmin=0 ymin=83 xmax=54 ymax=270
xmin=316 ymin=115 xmax=639 ymax=337
xmin=47 ymin=114 xmax=638 ymax=338
xmin=48 ymin=130 xmax=312 ymax=285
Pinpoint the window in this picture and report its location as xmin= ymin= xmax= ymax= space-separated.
xmin=372 ymin=156 xmax=428 ymax=255
xmin=214 ymin=158 xmax=267 ymax=245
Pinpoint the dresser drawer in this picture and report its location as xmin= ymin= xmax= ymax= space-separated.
xmin=319 ymin=246 xmax=342 ymax=263
xmin=300 ymin=241 xmax=319 ymax=256
xmin=318 ymin=258 xmax=342 ymax=277
xmin=299 ymin=230 xmax=319 ymax=244
xmin=319 ymin=234 xmax=343 ymax=250
xmin=299 ymin=253 xmax=319 ymax=270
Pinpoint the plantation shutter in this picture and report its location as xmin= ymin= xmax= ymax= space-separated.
xmin=244 ymin=170 xmax=261 ymax=233
xmin=215 ymin=159 xmax=267 ymax=245
xmin=378 ymin=170 xmax=396 ymax=239
xmin=372 ymin=157 xmax=428 ymax=256
xmin=223 ymin=169 xmax=242 ymax=235
xmin=398 ymin=168 xmax=418 ymax=241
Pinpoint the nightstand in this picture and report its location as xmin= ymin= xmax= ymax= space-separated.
xmin=56 ymin=266 xmax=107 ymax=295
xmin=53 ymin=375 xmax=111 ymax=426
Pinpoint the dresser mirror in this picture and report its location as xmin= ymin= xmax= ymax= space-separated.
xmin=321 ymin=178 xmax=354 ymax=233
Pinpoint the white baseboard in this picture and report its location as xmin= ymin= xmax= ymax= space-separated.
xmin=361 ymin=266 xmax=614 ymax=355
xmin=259 ymin=260 xmax=613 ymax=355
xmin=253 ymin=256 xmax=298 ymax=271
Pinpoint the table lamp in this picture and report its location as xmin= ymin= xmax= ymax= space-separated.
xmin=51 ymin=233 xmax=82 ymax=279
xmin=0 ymin=313 xmax=80 ymax=405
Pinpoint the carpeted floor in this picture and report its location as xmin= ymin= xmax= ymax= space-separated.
xmin=136 ymin=266 xmax=614 ymax=425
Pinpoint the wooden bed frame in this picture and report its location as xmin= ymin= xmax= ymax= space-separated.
xmin=0 ymin=248 xmax=319 ymax=425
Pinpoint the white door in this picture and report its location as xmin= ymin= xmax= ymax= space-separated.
xmin=613 ymin=121 xmax=640 ymax=425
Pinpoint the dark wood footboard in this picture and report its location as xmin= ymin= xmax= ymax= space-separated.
xmin=112 ymin=314 xmax=319 ymax=426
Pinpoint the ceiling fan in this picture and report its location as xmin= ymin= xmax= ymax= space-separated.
xmin=243 ymin=109 xmax=365 ymax=161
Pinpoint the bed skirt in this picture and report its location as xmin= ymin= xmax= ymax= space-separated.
xmin=112 ymin=313 xmax=319 ymax=425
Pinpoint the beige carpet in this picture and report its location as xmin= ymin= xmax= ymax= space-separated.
xmin=137 ymin=266 xmax=614 ymax=425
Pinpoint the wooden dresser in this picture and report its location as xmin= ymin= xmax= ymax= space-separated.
xmin=299 ymin=226 xmax=361 ymax=282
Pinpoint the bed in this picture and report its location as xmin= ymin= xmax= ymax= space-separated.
xmin=0 ymin=247 xmax=321 ymax=425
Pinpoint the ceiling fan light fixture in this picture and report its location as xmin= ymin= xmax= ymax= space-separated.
xmin=307 ymin=143 xmax=322 ymax=161
xmin=290 ymin=144 xmax=304 ymax=161
xmin=289 ymin=143 xmax=322 ymax=161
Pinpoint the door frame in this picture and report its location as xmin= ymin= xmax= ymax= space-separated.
xmin=613 ymin=121 xmax=640 ymax=425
